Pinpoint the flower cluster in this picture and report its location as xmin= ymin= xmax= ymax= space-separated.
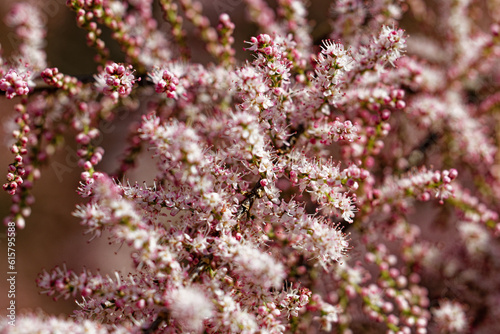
xmin=94 ymin=62 xmax=137 ymax=103
xmin=4 ymin=2 xmax=46 ymax=70
xmin=149 ymin=68 xmax=180 ymax=98
xmin=1 ymin=0 xmax=500 ymax=333
xmin=432 ymin=300 xmax=468 ymax=333
xmin=0 ymin=69 xmax=31 ymax=99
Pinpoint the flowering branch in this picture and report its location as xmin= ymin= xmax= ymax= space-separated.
xmin=1 ymin=1 xmax=500 ymax=333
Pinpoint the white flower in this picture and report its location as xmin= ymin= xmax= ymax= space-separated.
xmin=378 ymin=25 xmax=407 ymax=65
xmin=231 ymin=242 xmax=286 ymax=289
xmin=433 ymin=300 xmax=468 ymax=333
xmin=204 ymin=192 xmax=221 ymax=208
xmin=108 ymin=0 xmax=127 ymax=17
xmin=169 ymin=286 xmax=213 ymax=333
xmin=458 ymin=221 xmax=490 ymax=255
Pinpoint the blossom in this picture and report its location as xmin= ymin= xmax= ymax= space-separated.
xmin=5 ymin=3 xmax=47 ymax=70
xmin=314 ymin=39 xmax=353 ymax=105
xmin=148 ymin=67 xmax=180 ymax=99
xmin=0 ymin=68 xmax=31 ymax=99
xmin=0 ymin=313 xmax=109 ymax=333
xmin=226 ymin=238 xmax=286 ymax=290
xmin=169 ymin=286 xmax=213 ymax=333
xmin=378 ymin=25 xmax=407 ymax=65
xmin=432 ymin=300 xmax=468 ymax=333
xmin=94 ymin=63 xmax=137 ymax=103
xmin=457 ymin=221 xmax=490 ymax=255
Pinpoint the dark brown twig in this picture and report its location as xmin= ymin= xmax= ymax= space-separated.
xmin=142 ymin=309 xmax=170 ymax=334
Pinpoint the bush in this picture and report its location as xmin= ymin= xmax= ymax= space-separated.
xmin=1 ymin=1 xmax=500 ymax=333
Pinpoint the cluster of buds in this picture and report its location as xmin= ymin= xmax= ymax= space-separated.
xmin=150 ymin=68 xmax=180 ymax=98
xmin=0 ymin=69 xmax=31 ymax=99
xmin=94 ymin=62 xmax=137 ymax=103
xmin=40 ymin=68 xmax=81 ymax=95
xmin=2 ymin=103 xmax=29 ymax=195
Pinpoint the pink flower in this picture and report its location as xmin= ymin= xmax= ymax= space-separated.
xmin=433 ymin=300 xmax=468 ymax=333
xmin=149 ymin=67 xmax=180 ymax=99
xmin=0 ymin=69 xmax=31 ymax=99
xmin=169 ymin=286 xmax=213 ymax=333
xmin=94 ymin=63 xmax=136 ymax=103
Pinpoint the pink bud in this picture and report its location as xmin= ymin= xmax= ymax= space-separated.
xmin=10 ymin=145 xmax=19 ymax=154
xmin=492 ymin=23 xmax=500 ymax=36
xmin=258 ymin=306 xmax=267 ymax=315
xmin=81 ymin=287 xmax=92 ymax=297
xmin=419 ymin=192 xmax=430 ymax=201
xmin=76 ymin=133 xmax=90 ymax=145
xmin=136 ymin=299 xmax=146 ymax=309
xmin=449 ymin=168 xmax=458 ymax=179
xmin=381 ymin=109 xmax=391 ymax=120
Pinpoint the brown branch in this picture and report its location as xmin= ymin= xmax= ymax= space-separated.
xmin=142 ymin=309 xmax=170 ymax=333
